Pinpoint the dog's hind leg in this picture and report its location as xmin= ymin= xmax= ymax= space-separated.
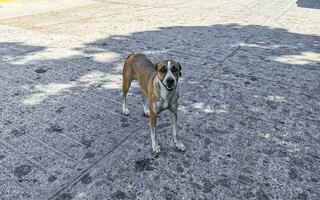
xmin=122 ymin=93 xmax=130 ymax=115
xmin=122 ymin=63 xmax=133 ymax=115
xmin=141 ymin=93 xmax=150 ymax=116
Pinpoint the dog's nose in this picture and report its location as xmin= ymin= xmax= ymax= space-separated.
xmin=166 ymin=78 xmax=175 ymax=85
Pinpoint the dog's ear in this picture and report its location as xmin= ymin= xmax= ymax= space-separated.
xmin=177 ymin=62 xmax=182 ymax=77
xmin=154 ymin=62 xmax=159 ymax=71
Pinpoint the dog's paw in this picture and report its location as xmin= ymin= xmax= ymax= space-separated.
xmin=122 ymin=108 xmax=130 ymax=115
xmin=144 ymin=110 xmax=150 ymax=117
xmin=152 ymin=144 xmax=161 ymax=153
xmin=176 ymin=142 xmax=186 ymax=152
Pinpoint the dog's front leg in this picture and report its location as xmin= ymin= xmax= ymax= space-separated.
xmin=169 ymin=108 xmax=185 ymax=151
xmin=149 ymin=104 xmax=161 ymax=153
xmin=141 ymin=93 xmax=150 ymax=116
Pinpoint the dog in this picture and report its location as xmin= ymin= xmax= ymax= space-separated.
xmin=122 ymin=53 xmax=185 ymax=153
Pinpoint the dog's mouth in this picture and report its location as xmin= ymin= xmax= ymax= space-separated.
xmin=165 ymin=85 xmax=175 ymax=91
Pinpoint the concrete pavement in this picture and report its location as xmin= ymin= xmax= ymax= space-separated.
xmin=0 ymin=0 xmax=320 ymax=199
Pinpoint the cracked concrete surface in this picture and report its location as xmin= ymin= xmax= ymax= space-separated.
xmin=0 ymin=0 xmax=320 ymax=199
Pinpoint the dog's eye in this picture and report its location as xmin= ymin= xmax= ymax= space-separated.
xmin=160 ymin=68 xmax=166 ymax=73
xmin=172 ymin=68 xmax=178 ymax=72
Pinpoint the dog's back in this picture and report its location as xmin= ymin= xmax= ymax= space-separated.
xmin=123 ymin=53 xmax=154 ymax=95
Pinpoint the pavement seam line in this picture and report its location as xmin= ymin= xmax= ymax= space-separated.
xmin=48 ymin=124 xmax=145 ymax=200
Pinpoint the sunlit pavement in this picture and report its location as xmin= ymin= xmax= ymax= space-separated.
xmin=0 ymin=0 xmax=320 ymax=199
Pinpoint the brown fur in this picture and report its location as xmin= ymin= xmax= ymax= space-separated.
xmin=122 ymin=53 xmax=155 ymax=97
xmin=122 ymin=53 xmax=159 ymax=137
xmin=122 ymin=53 xmax=184 ymax=153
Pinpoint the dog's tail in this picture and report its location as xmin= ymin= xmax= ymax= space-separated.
xmin=123 ymin=53 xmax=134 ymax=67
xmin=123 ymin=52 xmax=134 ymax=70
xmin=123 ymin=53 xmax=134 ymax=70
xmin=124 ymin=52 xmax=134 ymax=64
xmin=125 ymin=52 xmax=134 ymax=60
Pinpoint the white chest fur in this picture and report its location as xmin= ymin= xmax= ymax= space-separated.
xmin=153 ymin=75 xmax=179 ymax=113
xmin=157 ymin=81 xmax=179 ymax=110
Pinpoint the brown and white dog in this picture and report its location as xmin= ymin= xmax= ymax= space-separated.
xmin=122 ymin=53 xmax=185 ymax=153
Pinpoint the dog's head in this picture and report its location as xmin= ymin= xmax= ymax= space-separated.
xmin=155 ymin=60 xmax=182 ymax=91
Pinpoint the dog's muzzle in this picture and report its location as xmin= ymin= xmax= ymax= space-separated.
xmin=164 ymin=78 xmax=175 ymax=91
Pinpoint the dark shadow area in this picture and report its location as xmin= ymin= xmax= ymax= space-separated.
xmin=0 ymin=42 xmax=46 ymax=60
xmin=0 ymin=23 xmax=320 ymax=200
xmin=296 ymin=0 xmax=320 ymax=9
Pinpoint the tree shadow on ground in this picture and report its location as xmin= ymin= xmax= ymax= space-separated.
xmin=296 ymin=0 xmax=320 ymax=9
xmin=0 ymin=42 xmax=46 ymax=60
xmin=0 ymin=23 xmax=319 ymax=200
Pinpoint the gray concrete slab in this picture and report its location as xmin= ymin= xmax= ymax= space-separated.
xmin=0 ymin=0 xmax=320 ymax=199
